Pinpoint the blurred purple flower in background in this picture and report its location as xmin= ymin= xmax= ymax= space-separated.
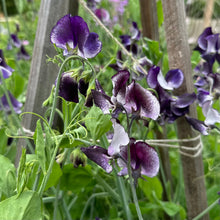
xmin=0 ymin=49 xmax=14 ymax=82
xmin=0 ymin=91 xmax=23 ymax=114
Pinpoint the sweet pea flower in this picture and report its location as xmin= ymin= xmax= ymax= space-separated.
xmin=50 ymin=15 xmax=102 ymax=58
xmin=91 ymin=70 xmax=160 ymax=120
xmin=0 ymin=50 xmax=13 ymax=82
xmin=81 ymin=119 xmax=159 ymax=181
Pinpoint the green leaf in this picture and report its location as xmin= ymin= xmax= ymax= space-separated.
xmin=16 ymin=148 xmax=26 ymax=195
xmin=85 ymin=106 xmax=112 ymax=141
xmin=0 ymin=155 xmax=16 ymax=199
xmin=0 ymin=128 xmax=7 ymax=155
xmin=0 ymin=190 xmax=42 ymax=220
xmin=138 ymin=176 xmax=163 ymax=202
xmin=44 ymin=162 xmax=62 ymax=191
xmin=143 ymin=38 xmax=162 ymax=65
xmin=34 ymin=120 xmax=46 ymax=174
xmin=157 ymin=0 xmax=164 ymax=27
xmin=43 ymin=122 xmax=53 ymax=162
xmin=60 ymin=164 xmax=92 ymax=193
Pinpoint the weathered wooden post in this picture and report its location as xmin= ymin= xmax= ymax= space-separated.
xmin=139 ymin=0 xmax=159 ymax=40
xmin=203 ymin=0 xmax=214 ymax=28
xmin=15 ymin=0 xmax=79 ymax=166
xmin=162 ymin=0 xmax=209 ymax=219
xmin=139 ymin=0 xmax=173 ymax=203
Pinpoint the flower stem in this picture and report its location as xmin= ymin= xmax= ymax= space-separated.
xmin=125 ymin=110 xmax=143 ymax=220
xmin=192 ymin=198 xmax=219 ymax=220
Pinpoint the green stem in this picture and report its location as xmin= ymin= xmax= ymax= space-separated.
xmin=95 ymin=174 xmax=120 ymax=202
xmin=53 ymin=182 xmax=61 ymax=220
xmin=80 ymin=192 xmax=108 ymax=220
xmin=39 ymin=55 xmax=96 ymax=196
xmin=61 ymin=197 xmax=72 ymax=220
xmin=125 ymin=110 xmax=143 ymax=220
xmin=0 ymin=72 xmax=34 ymax=153
xmin=114 ymin=170 xmax=132 ymax=220
xmin=192 ymin=199 xmax=219 ymax=220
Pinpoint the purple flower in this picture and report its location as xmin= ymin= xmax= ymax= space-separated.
xmin=0 ymin=91 xmax=23 ymax=114
xmin=17 ymin=45 xmax=30 ymax=60
xmin=58 ymin=72 xmax=79 ymax=103
xmin=147 ymin=66 xmax=184 ymax=90
xmin=185 ymin=116 xmax=208 ymax=136
xmin=50 ymin=15 xmax=102 ymax=58
xmin=95 ymin=8 xmax=110 ymax=24
xmin=118 ymin=138 xmax=159 ymax=181
xmin=81 ymin=119 xmax=159 ymax=181
xmin=0 ymin=50 xmax=14 ymax=82
xmin=92 ymin=70 xmax=160 ymax=120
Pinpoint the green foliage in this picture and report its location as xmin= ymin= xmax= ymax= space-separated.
xmin=85 ymin=106 xmax=112 ymax=141
xmin=60 ymin=164 xmax=93 ymax=193
xmin=143 ymin=38 xmax=162 ymax=65
xmin=0 ymin=190 xmax=42 ymax=220
xmin=157 ymin=0 xmax=164 ymax=27
xmin=0 ymin=154 xmax=16 ymax=199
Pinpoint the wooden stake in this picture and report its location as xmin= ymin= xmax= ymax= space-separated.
xmin=15 ymin=0 xmax=79 ymax=167
xmin=161 ymin=0 xmax=209 ymax=219
xmin=139 ymin=0 xmax=159 ymax=40
xmin=203 ymin=0 xmax=215 ymax=28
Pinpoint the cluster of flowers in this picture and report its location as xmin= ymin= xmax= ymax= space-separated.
xmin=50 ymin=15 xmax=160 ymax=182
xmin=0 ymin=50 xmax=22 ymax=114
xmin=190 ymin=27 xmax=220 ymax=133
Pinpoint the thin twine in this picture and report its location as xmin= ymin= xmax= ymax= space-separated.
xmin=146 ymin=134 xmax=203 ymax=158
xmin=79 ymin=0 xmax=149 ymax=76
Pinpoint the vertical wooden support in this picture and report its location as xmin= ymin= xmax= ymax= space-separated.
xmin=139 ymin=0 xmax=173 ymax=203
xmin=139 ymin=0 xmax=159 ymax=40
xmin=162 ymin=1 xmax=209 ymax=219
xmin=203 ymin=0 xmax=214 ymax=28
xmin=15 ymin=0 xmax=79 ymax=166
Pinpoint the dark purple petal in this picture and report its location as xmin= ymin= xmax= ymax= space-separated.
xmin=108 ymin=118 xmax=129 ymax=156
xmin=126 ymin=82 xmax=160 ymax=119
xmin=174 ymin=93 xmax=196 ymax=108
xmin=131 ymin=21 xmax=140 ymax=41
xmin=17 ymin=45 xmax=30 ymax=60
xmin=206 ymin=34 xmax=219 ymax=54
xmin=185 ymin=116 xmax=208 ymax=135
xmin=147 ymin=66 xmax=160 ymax=89
xmin=112 ymin=70 xmax=130 ymax=97
xmin=10 ymin=34 xmax=21 ymax=48
xmin=170 ymin=103 xmax=189 ymax=116
xmin=197 ymin=27 xmax=213 ymax=51
xmin=135 ymin=141 xmax=159 ymax=177
xmin=0 ymin=50 xmax=14 ymax=73
xmin=0 ymin=91 xmax=22 ymax=114
xmin=59 ymin=73 xmax=79 ymax=102
xmin=165 ymin=69 xmax=184 ymax=89
xmin=197 ymin=88 xmax=212 ymax=105
xmin=78 ymin=78 xmax=89 ymax=97
xmin=120 ymin=35 xmax=131 ymax=46
xmin=81 ymin=32 xmax=102 ymax=58
xmin=91 ymin=90 xmax=112 ymax=114
xmin=51 ymin=14 xmax=76 ymax=53
xmin=70 ymin=16 xmax=90 ymax=55
xmin=81 ymin=146 xmax=113 ymax=173
xmin=95 ymin=79 xmax=105 ymax=94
